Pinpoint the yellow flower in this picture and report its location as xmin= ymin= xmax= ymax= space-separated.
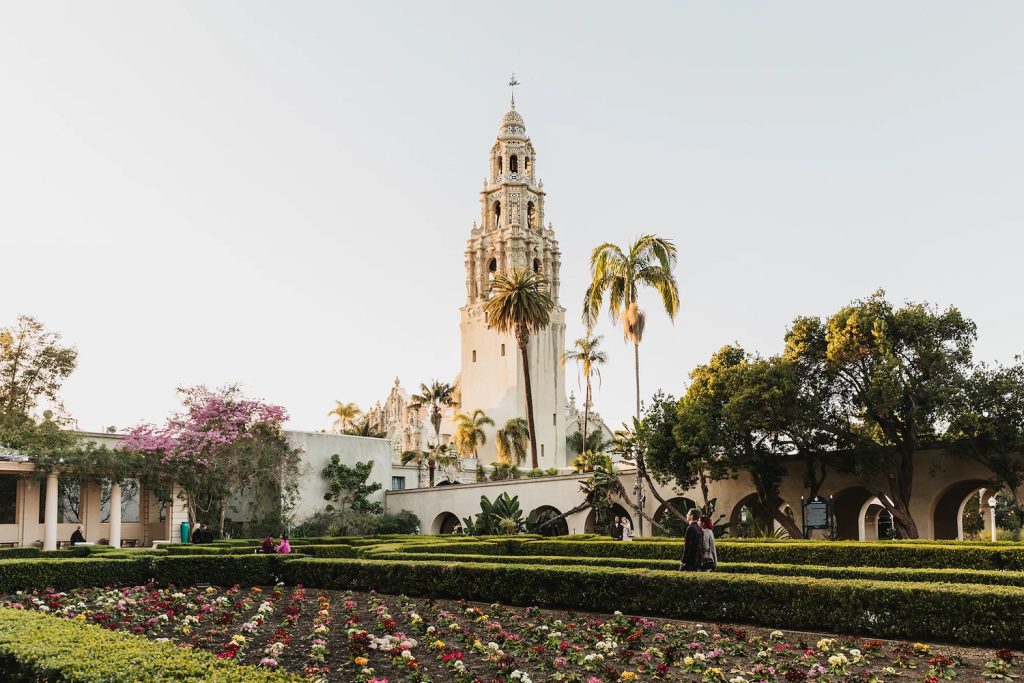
xmin=431 ymin=639 xmax=446 ymax=650
xmin=75 ymin=613 xmax=86 ymax=621
xmin=621 ymin=672 xmax=638 ymax=681
xmin=354 ymin=657 xmax=369 ymax=666
xmin=913 ymin=643 xmax=930 ymax=655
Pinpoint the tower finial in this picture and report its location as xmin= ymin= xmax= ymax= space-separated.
xmin=508 ymin=73 xmax=520 ymax=108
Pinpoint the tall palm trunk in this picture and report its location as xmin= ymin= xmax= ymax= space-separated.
xmin=582 ymin=378 xmax=591 ymax=453
xmin=428 ymin=461 xmax=435 ymax=488
xmin=633 ymin=340 xmax=645 ymax=535
xmin=519 ymin=328 xmax=539 ymax=469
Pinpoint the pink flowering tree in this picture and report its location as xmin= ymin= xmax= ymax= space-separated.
xmin=123 ymin=385 xmax=302 ymax=536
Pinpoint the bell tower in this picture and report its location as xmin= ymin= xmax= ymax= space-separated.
xmin=459 ymin=90 xmax=567 ymax=468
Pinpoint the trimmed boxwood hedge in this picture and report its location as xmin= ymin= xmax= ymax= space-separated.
xmin=371 ymin=551 xmax=1024 ymax=587
xmin=510 ymin=539 xmax=1024 ymax=570
xmin=0 ymin=547 xmax=90 ymax=560
xmin=0 ymin=608 xmax=301 ymax=682
xmin=285 ymin=557 xmax=1024 ymax=646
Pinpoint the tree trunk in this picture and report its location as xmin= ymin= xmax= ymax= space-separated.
xmin=582 ymin=379 xmax=591 ymax=453
xmin=633 ymin=342 xmax=644 ymax=535
xmin=639 ymin=465 xmax=689 ymax=524
xmin=520 ymin=339 xmax=540 ymax=469
xmin=771 ymin=506 xmax=804 ymax=539
xmin=428 ymin=461 xmax=435 ymax=488
xmin=633 ymin=342 xmax=641 ymax=420
xmin=218 ymin=499 xmax=226 ymax=538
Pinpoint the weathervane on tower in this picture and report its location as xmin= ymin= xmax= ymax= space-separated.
xmin=508 ymin=73 xmax=520 ymax=107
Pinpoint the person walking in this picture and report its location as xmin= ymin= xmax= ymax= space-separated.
xmin=699 ymin=514 xmax=718 ymax=571
xmin=610 ymin=516 xmax=623 ymax=541
xmin=680 ymin=508 xmax=704 ymax=571
xmin=620 ymin=517 xmax=634 ymax=542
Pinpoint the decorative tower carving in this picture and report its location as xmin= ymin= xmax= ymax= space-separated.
xmin=459 ymin=96 xmax=567 ymax=468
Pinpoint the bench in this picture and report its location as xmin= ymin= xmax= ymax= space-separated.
xmin=120 ymin=538 xmax=140 ymax=548
xmin=0 ymin=542 xmax=17 ymax=548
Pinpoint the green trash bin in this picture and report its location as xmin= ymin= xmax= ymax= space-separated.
xmin=180 ymin=521 xmax=190 ymax=544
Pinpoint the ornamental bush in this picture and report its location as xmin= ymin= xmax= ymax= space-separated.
xmin=284 ymin=557 xmax=1024 ymax=646
xmin=0 ymin=608 xmax=300 ymax=682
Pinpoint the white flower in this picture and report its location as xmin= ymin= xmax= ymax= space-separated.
xmin=693 ymin=652 xmax=706 ymax=662
xmin=769 ymin=630 xmax=785 ymax=640
xmin=730 ymin=677 xmax=749 ymax=683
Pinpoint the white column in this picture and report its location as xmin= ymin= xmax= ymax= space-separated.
xmin=43 ymin=474 xmax=58 ymax=551
xmin=108 ymin=481 xmax=122 ymax=548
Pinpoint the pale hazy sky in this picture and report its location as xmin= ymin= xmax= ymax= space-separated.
xmin=2 ymin=2 xmax=1022 ymax=434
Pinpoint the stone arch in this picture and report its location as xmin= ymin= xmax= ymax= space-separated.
xmin=832 ymin=486 xmax=876 ymax=540
xmin=652 ymin=496 xmax=697 ymax=536
xmin=430 ymin=512 xmax=461 ymax=535
xmin=860 ymin=498 xmax=894 ymax=541
xmin=729 ymin=493 xmax=774 ymax=538
xmin=583 ymin=503 xmax=632 ymax=535
xmin=529 ymin=505 xmax=568 ymax=537
xmin=527 ymin=201 xmax=536 ymax=228
xmin=932 ymin=479 xmax=995 ymax=540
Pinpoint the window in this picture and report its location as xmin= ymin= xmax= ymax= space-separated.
xmin=497 ymin=156 xmax=503 ymax=176
xmin=0 ymin=475 xmax=16 ymax=525
xmin=527 ymin=201 xmax=535 ymax=228
xmin=509 ymin=154 xmax=518 ymax=173
xmin=391 ymin=476 xmax=406 ymax=491
xmin=100 ymin=478 xmax=141 ymax=524
xmin=525 ymin=156 xmax=531 ymax=173
xmin=493 ymin=201 xmax=501 ymax=228
xmin=472 ymin=350 xmax=477 ymax=362
xmin=500 ymin=343 xmax=505 ymax=356
xmin=533 ymin=257 xmax=542 ymax=273
xmin=39 ymin=477 xmax=81 ymax=524
xmin=541 ymin=444 xmax=545 ymax=459
xmin=553 ymin=413 xmax=557 ymax=426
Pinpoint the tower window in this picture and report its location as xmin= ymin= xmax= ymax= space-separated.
xmin=541 ymin=444 xmax=545 ymax=459
xmin=509 ymin=155 xmax=518 ymax=173
xmin=525 ymin=156 xmax=531 ymax=173
xmin=552 ymin=413 xmax=557 ymax=426
xmin=497 ymin=156 xmax=503 ymax=177
xmin=527 ymin=201 xmax=536 ymax=228
xmin=533 ymin=258 xmax=541 ymax=274
xmin=500 ymin=343 xmax=505 ymax=356
xmin=493 ymin=201 xmax=501 ymax=228
xmin=472 ymin=350 xmax=477 ymax=362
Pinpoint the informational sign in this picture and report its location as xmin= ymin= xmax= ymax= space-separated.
xmin=804 ymin=496 xmax=830 ymax=530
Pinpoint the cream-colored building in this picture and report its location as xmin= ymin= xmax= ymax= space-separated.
xmin=368 ymin=99 xmax=589 ymax=484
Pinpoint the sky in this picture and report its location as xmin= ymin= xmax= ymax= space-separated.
xmin=1 ymin=2 xmax=1022 ymax=434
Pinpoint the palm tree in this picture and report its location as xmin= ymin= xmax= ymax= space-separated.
xmin=566 ymin=428 xmax=611 ymax=457
xmin=327 ymin=401 xmax=361 ymax=432
xmin=400 ymin=449 xmax=428 ymax=488
xmin=495 ymin=417 xmax=529 ymax=466
xmin=583 ymin=235 xmax=680 ymax=536
xmin=583 ymin=235 xmax=680 ymax=420
xmin=452 ymin=409 xmax=494 ymax=460
xmin=410 ymin=380 xmax=455 ymax=450
xmin=401 ymin=444 xmax=459 ymax=487
xmin=563 ymin=334 xmax=608 ymax=451
xmin=484 ymin=268 xmax=554 ymax=468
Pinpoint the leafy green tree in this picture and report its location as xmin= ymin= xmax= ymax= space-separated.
xmin=452 ymin=409 xmax=494 ymax=460
xmin=563 ymin=334 xmax=608 ymax=448
xmin=462 ymin=492 xmax=526 ymax=535
xmin=321 ymin=456 xmax=383 ymax=514
xmin=343 ymin=417 xmax=387 ymax=438
xmin=785 ymin=290 xmax=976 ymax=538
xmin=410 ymin=379 xmax=455 ymax=450
xmin=484 ymin=268 xmax=555 ymax=468
xmin=0 ymin=315 xmax=78 ymax=455
xmin=640 ymin=391 xmax=726 ymax=520
xmin=673 ymin=346 xmax=807 ymax=538
xmin=946 ymin=360 xmax=1024 ymax=512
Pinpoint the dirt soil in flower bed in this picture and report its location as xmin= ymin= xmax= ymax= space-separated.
xmin=0 ymin=584 xmax=1016 ymax=682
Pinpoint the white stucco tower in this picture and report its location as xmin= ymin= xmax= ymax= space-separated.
xmin=459 ymin=99 xmax=567 ymax=468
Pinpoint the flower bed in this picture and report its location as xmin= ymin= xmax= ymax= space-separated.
xmin=0 ymin=585 xmax=1016 ymax=682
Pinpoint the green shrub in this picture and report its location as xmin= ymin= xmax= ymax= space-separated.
xmin=371 ymin=551 xmax=1024 ymax=586
xmin=0 ymin=558 xmax=151 ymax=593
xmin=0 ymin=608 xmax=300 ymax=682
xmin=297 ymin=544 xmax=358 ymax=558
xmin=515 ymin=539 xmax=1024 ymax=570
xmin=283 ymin=557 xmax=1024 ymax=646
xmin=0 ymin=547 xmax=89 ymax=560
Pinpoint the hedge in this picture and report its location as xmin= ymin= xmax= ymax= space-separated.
xmin=510 ymin=539 xmax=1024 ymax=570
xmin=0 ymin=608 xmax=300 ymax=682
xmin=0 ymin=547 xmax=89 ymax=560
xmin=371 ymin=551 xmax=1024 ymax=586
xmin=285 ymin=557 xmax=1024 ymax=646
